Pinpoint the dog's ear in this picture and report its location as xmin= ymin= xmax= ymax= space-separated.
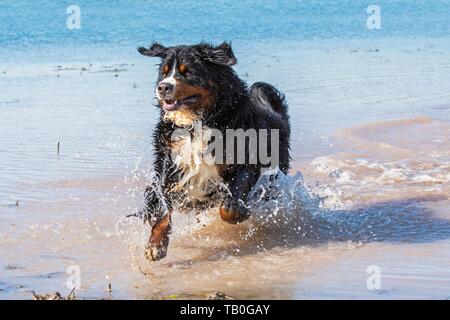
xmin=138 ymin=42 xmax=168 ymax=58
xmin=201 ymin=41 xmax=237 ymax=66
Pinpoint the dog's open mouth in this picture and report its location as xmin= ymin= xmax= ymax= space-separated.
xmin=163 ymin=95 xmax=200 ymax=111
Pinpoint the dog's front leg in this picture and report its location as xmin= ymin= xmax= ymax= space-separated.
xmin=145 ymin=210 xmax=171 ymax=261
xmin=138 ymin=153 xmax=174 ymax=261
xmin=140 ymin=180 xmax=172 ymax=261
xmin=219 ymin=167 xmax=259 ymax=224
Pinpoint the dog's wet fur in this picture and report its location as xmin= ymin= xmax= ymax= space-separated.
xmin=137 ymin=42 xmax=291 ymax=260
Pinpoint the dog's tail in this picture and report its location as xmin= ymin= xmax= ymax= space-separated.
xmin=249 ymin=82 xmax=288 ymax=120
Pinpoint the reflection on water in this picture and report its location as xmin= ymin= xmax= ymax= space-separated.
xmin=320 ymin=199 xmax=450 ymax=244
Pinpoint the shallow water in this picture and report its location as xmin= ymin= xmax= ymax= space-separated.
xmin=1 ymin=1 xmax=450 ymax=299
xmin=1 ymin=40 xmax=449 ymax=299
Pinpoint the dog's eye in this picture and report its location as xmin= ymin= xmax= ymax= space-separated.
xmin=162 ymin=64 xmax=170 ymax=75
xmin=178 ymin=64 xmax=188 ymax=75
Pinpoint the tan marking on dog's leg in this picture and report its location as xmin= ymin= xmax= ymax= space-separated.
xmin=145 ymin=213 xmax=172 ymax=261
xmin=219 ymin=204 xmax=249 ymax=225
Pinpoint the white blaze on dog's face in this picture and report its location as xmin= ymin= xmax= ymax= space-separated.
xmin=155 ymin=62 xmax=177 ymax=102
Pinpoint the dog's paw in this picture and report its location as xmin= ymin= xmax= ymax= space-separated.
xmin=145 ymin=213 xmax=171 ymax=261
xmin=144 ymin=243 xmax=168 ymax=261
xmin=219 ymin=198 xmax=250 ymax=224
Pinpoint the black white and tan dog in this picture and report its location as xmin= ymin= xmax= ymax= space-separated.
xmin=137 ymin=41 xmax=290 ymax=260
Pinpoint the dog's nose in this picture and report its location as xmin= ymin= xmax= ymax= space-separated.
xmin=157 ymin=82 xmax=174 ymax=96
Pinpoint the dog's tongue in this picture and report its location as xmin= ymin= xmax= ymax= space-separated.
xmin=163 ymin=96 xmax=198 ymax=111
xmin=163 ymin=100 xmax=180 ymax=111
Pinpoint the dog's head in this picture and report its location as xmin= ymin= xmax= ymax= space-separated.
xmin=138 ymin=42 xmax=237 ymax=127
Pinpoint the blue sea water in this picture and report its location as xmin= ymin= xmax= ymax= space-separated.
xmin=1 ymin=0 xmax=450 ymax=61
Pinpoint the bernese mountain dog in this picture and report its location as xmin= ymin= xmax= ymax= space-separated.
xmin=137 ymin=41 xmax=290 ymax=260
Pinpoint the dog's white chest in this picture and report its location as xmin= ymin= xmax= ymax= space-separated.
xmin=170 ymin=126 xmax=222 ymax=200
